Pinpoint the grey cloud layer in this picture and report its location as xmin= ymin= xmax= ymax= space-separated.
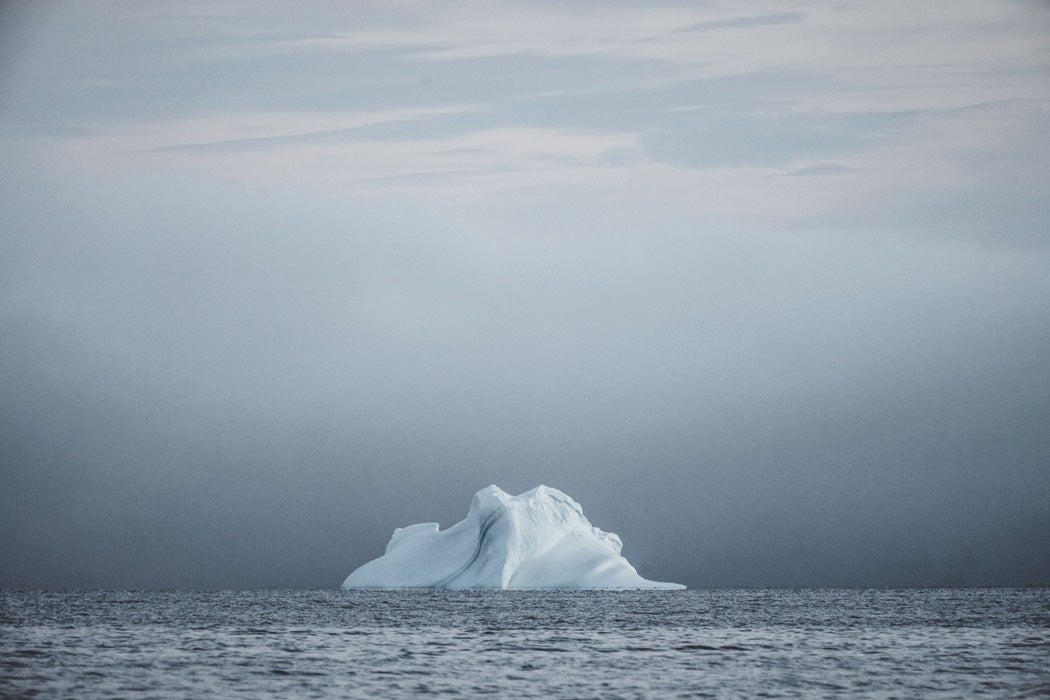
xmin=1 ymin=1 xmax=1048 ymax=588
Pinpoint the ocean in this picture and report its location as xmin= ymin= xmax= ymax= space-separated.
xmin=2 ymin=588 xmax=1047 ymax=697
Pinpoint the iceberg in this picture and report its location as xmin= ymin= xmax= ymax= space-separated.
xmin=342 ymin=485 xmax=684 ymax=590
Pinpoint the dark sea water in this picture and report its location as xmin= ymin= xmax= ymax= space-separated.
xmin=1 ymin=588 xmax=1048 ymax=698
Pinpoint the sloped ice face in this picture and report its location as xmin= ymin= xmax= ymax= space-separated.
xmin=342 ymin=485 xmax=685 ymax=590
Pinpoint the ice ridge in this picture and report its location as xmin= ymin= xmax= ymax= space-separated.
xmin=341 ymin=485 xmax=684 ymax=590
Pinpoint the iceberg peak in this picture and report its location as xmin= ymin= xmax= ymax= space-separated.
xmin=342 ymin=485 xmax=684 ymax=590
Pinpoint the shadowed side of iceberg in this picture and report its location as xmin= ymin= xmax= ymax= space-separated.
xmin=341 ymin=485 xmax=685 ymax=590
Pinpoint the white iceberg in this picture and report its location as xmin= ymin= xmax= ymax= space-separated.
xmin=342 ymin=485 xmax=684 ymax=590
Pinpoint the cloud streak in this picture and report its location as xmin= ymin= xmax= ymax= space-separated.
xmin=673 ymin=12 xmax=807 ymax=34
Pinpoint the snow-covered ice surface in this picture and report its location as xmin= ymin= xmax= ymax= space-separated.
xmin=342 ymin=485 xmax=684 ymax=589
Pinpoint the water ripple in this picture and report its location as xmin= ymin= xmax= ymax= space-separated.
xmin=1 ymin=588 xmax=1048 ymax=698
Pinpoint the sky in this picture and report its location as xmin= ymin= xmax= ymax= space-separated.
xmin=1 ymin=1 xmax=1049 ymax=589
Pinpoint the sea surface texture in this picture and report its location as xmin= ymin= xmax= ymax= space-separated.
xmin=2 ymin=588 xmax=1047 ymax=697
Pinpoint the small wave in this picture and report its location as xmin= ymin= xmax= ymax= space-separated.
xmin=674 ymin=644 xmax=749 ymax=652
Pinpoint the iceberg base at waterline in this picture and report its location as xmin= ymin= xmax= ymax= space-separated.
xmin=342 ymin=485 xmax=684 ymax=590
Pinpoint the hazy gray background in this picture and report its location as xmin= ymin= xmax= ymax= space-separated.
xmin=2 ymin=1 xmax=1048 ymax=589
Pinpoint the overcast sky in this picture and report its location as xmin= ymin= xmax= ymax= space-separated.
xmin=1 ymin=1 xmax=1048 ymax=589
